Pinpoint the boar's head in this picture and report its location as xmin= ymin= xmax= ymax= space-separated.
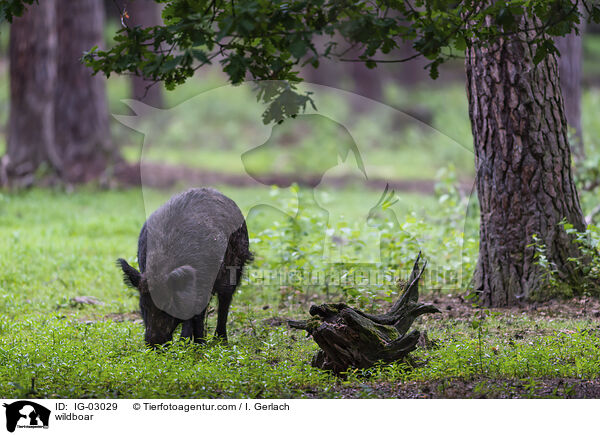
xmin=117 ymin=258 xmax=182 ymax=347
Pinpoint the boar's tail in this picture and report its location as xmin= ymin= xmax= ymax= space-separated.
xmin=116 ymin=258 xmax=142 ymax=289
xmin=224 ymin=222 xmax=254 ymax=269
xmin=238 ymin=221 xmax=253 ymax=265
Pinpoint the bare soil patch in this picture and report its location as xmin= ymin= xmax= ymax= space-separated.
xmin=421 ymin=293 xmax=600 ymax=321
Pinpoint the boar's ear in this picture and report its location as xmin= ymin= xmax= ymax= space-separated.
xmin=117 ymin=258 xmax=142 ymax=290
xmin=166 ymin=265 xmax=197 ymax=299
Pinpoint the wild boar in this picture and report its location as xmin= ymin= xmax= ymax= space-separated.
xmin=117 ymin=188 xmax=252 ymax=346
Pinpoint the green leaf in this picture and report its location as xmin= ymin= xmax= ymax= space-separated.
xmin=289 ymin=38 xmax=308 ymax=59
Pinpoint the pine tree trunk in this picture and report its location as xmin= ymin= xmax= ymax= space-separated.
xmin=126 ymin=0 xmax=164 ymax=108
xmin=465 ymin=13 xmax=587 ymax=306
xmin=555 ymin=4 xmax=585 ymax=162
xmin=1 ymin=0 xmax=59 ymax=187
xmin=55 ymin=0 xmax=114 ymax=183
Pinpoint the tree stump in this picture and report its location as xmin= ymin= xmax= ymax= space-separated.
xmin=289 ymin=254 xmax=440 ymax=375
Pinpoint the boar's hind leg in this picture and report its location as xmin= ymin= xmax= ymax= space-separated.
xmin=180 ymin=320 xmax=193 ymax=339
xmin=215 ymin=289 xmax=234 ymax=341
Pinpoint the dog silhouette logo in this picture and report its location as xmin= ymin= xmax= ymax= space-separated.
xmin=3 ymin=401 xmax=50 ymax=432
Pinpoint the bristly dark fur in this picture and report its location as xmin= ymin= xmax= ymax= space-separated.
xmin=215 ymin=221 xmax=253 ymax=287
xmin=117 ymin=258 xmax=141 ymax=289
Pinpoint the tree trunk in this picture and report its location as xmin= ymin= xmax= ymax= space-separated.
xmin=466 ymin=13 xmax=587 ymax=306
xmin=126 ymin=0 xmax=165 ymax=108
xmin=555 ymin=4 xmax=585 ymax=162
xmin=1 ymin=0 xmax=59 ymax=188
xmin=55 ymin=0 xmax=114 ymax=183
xmin=397 ymin=39 xmax=429 ymax=86
xmin=348 ymin=47 xmax=383 ymax=104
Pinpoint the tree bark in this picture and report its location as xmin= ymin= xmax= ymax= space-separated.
xmin=555 ymin=4 xmax=585 ymax=162
xmin=466 ymin=13 xmax=587 ymax=306
xmin=55 ymin=0 xmax=114 ymax=183
xmin=1 ymin=0 xmax=59 ymax=188
xmin=125 ymin=0 xmax=165 ymax=108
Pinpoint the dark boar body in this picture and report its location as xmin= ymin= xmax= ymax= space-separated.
xmin=118 ymin=188 xmax=252 ymax=346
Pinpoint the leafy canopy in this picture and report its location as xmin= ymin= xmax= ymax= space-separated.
xmin=3 ymin=0 xmax=600 ymax=123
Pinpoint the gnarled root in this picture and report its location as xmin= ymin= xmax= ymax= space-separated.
xmin=289 ymin=253 xmax=440 ymax=375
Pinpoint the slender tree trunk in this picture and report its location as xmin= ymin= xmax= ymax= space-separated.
xmin=1 ymin=0 xmax=59 ymax=187
xmin=302 ymin=37 xmax=340 ymax=87
xmin=302 ymin=34 xmax=385 ymax=112
xmin=348 ymin=47 xmax=383 ymax=104
xmin=465 ymin=13 xmax=587 ymax=306
xmin=126 ymin=0 xmax=164 ymax=108
xmin=55 ymin=0 xmax=114 ymax=183
xmin=555 ymin=4 xmax=585 ymax=162
xmin=397 ymin=40 xmax=428 ymax=86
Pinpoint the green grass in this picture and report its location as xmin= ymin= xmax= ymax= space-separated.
xmin=0 ymin=313 xmax=333 ymax=398
xmin=3 ymin=303 xmax=600 ymax=399
xmin=405 ymin=315 xmax=600 ymax=381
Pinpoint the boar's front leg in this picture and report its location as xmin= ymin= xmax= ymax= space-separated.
xmin=181 ymin=320 xmax=193 ymax=339
xmin=192 ymin=309 xmax=207 ymax=344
